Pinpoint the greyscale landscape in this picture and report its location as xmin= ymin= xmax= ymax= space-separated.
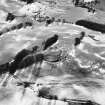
xmin=0 ymin=0 xmax=105 ymax=105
